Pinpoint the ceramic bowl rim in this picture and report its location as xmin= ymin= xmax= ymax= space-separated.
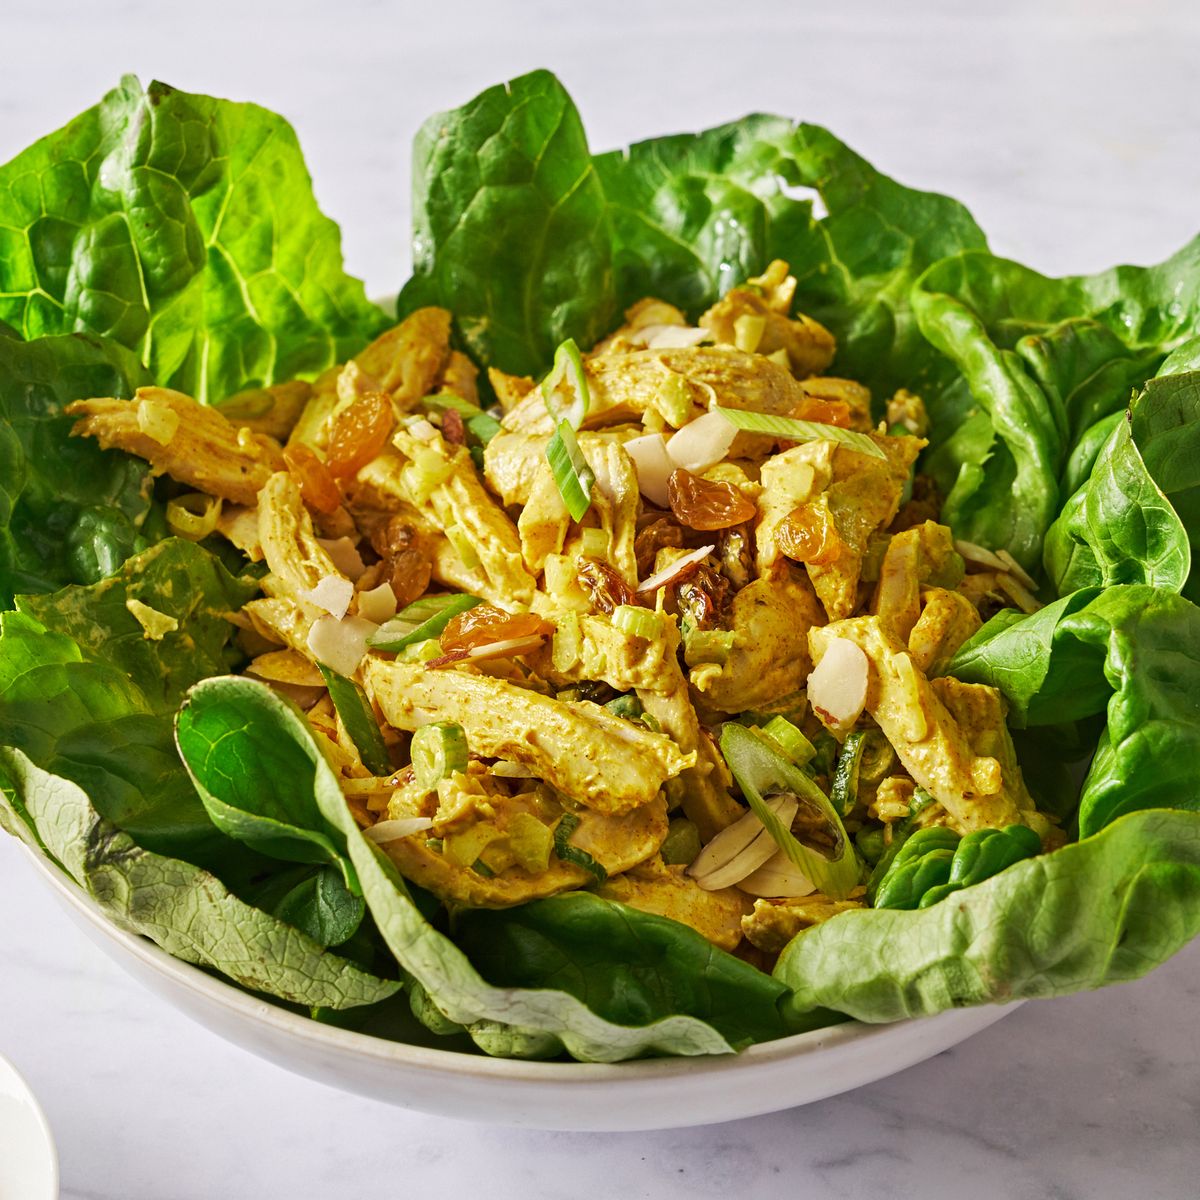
xmin=20 ymin=840 xmax=1013 ymax=1083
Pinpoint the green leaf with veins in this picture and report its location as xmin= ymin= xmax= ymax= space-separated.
xmin=0 ymin=748 xmax=397 ymax=1010
xmin=176 ymin=682 xmax=360 ymax=889
xmin=176 ymin=675 xmax=798 ymax=1061
xmin=775 ymin=807 xmax=1200 ymax=1022
xmin=400 ymin=71 xmax=986 ymax=395
xmin=454 ymin=893 xmax=813 ymax=1049
xmin=0 ymin=76 xmax=387 ymax=403
xmin=0 ymin=539 xmax=258 ymax=868
xmin=947 ymin=584 xmax=1200 ymax=835
xmin=1044 ymin=372 xmax=1200 ymax=600
xmin=595 ymin=117 xmax=988 ymax=399
xmin=398 ymin=70 xmax=615 ymax=377
xmin=911 ymin=241 xmax=1200 ymax=571
xmin=0 ymin=332 xmax=156 ymax=609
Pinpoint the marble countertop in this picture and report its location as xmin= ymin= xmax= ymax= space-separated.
xmin=2 ymin=1 xmax=1199 ymax=1196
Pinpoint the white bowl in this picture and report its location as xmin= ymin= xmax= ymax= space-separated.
xmin=21 ymin=842 xmax=1015 ymax=1131
xmin=0 ymin=1049 xmax=58 ymax=1200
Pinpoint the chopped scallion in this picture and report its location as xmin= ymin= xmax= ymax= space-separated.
xmin=612 ymin=604 xmax=663 ymax=640
xmin=540 ymin=337 xmax=590 ymax=428
xmin=317 ymin=665 xmax=392 ymax=776
xmin=713 ymin=406 xmax=886 ymax=459
xmin=546 ymin=419 xmax=595 ymax=521
xmin=552 ymin=812 xmax=607 ymax=883
xmin=411 ymin=722 xmax=468 ymax=789
xmin=368 ymin=593 xmax=482 ymax=652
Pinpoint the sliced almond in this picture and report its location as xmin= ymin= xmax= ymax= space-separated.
xmin=365 ymin=817 xmax=434 ymax=844
xmin=307 ymin=614 xmax=379 ymax=677
xmin=357 ymin=581 xmax=399 ymax=624
xmin=807 ymin=637 xmax=870 ymax=734
xmin=954 ymin=539 xmax=1007 ymax=573
xmin=666 ymin=410 xmax=738 ymax=474
xmin=688 ymin=795 xmax=799 ymax=891
xmin=736 ymin=849 xmax=816 ymax=898
xmin=302 ymin=575 xmax=355 ymax=620
xmin=317 ymin=536 xmax=367 ymax=580
xmin=995 ymin=548 xmax=1038 ymax=592
xmin=623 ymin=432 xmax=674 ymax=507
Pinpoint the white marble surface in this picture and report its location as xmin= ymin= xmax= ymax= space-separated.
xmin=2 ymin=1 xmax=1200 ymax=1195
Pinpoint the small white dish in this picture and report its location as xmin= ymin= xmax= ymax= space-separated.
xmin=21 ymin=841 xmax=1015 ymax=1130
xmin=0 ymin=1051 xmax=58 ymax=1200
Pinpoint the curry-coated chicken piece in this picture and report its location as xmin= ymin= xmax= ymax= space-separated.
xmin=755 ymin=442 xmax=835 ymax=571
xmin=528 ymin=611 xmax=742 ymax=839
xmin=502 ymin=346 xmax=816 ymax=435
xmin=690 ymin=564 xmax=825 ymax=714
xmin=872 ymin=520 xmax=964 ymax=644
xmin=362 ymin=658 xmax=695 ymax=815
xmin=700 ymin=260 xmax=837 ymax=378
xmin=809 ymin=616 xmax=1040 ymax=834
xmin=787 ymin=433 xmax=925 ymax=621
xmin=257 ymin=471 xmax=350 ymax=608
xmin=484 ymin=427 xmax=640 ymax=508
xmin=354 ymin=425 xmax=536 ymax=609
xmin=378 ymin=769 xmax=668 ymax=908
xmin=288 ymin=307 xmax=452 ymax=449
xmin=68 ymin=386 xmax=284 ymax=506
xmin=589 ymin=297 xmax=691 ymax=356
xmin=596 ymin=857 xmax=751 ymax=951
xmin=908 ymin=587 xmax=983 ymax=677
xmin=741 ymin=890 xmax=867 ymax=954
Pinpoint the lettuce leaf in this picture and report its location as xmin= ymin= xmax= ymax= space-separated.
xmin=397 ymin=70 xmax=614 ymax=377
xmin=0 ymin=748 xmax=398 ymax=1010
xmin=0 ymin=76 xmax=387 ymax=404
xmin=400 ymin=70 xmax=986 ymax=394
xmin=453 ymin=893 xmax=813 ymax=1050
xmin=0 ymin=539 xmax=257 ymax=865
xmin=912 ymin=242 xmax=1200 ymax=571
xmin=1045 ymin=371 xmax=1200 ymax=601
xmin=176 ymin=675 xmax=800 ymax=1061
xmin=774 ymin=806 xmax=1200 ymax=1022
xmin=0 ymin=331 xmax=156 ymax=608
xmin=947 ymin=584 xmax=1200 ymax=836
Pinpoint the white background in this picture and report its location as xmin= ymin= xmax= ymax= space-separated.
xmin=2 ymin=1 xmax=1200 ymax=1196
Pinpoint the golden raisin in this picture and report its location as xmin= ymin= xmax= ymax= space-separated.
xmin=794 ymin=396 xmax=852 ymax=428
xmin=282 ymin=444 xmax=342 ymax=515
xmin=634 ymin=517 xmax=691 ymax=578
xmin=326 ymin=391 xmax=394 ymax=479
xmin=369 ymin=516 xmax=434 ymax=609
xmin=440 ymin=604 xmax=553 ymax=653
xmin=777 ymin=503 xmax=845 ymax=566
xmin=667 ymin=469 xmax=756 ymax=532
xmin=576 ymin=557 xmax=638 ymax=614
xmin=673 ymin=563 xmax=730 ymax=629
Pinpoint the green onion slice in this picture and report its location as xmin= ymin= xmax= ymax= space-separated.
xmin=713 ymin=406 xmax=886 ymax=459
xmin=368 ymin=593 xmax=482 ymax=652
xmin=541 ymin=337 xmax=591 ymax=429
xmin=411 ymin=722 xmax=469 ymax=789
xmin=317 ymin=665 xmax=392 ymax=776
xmin=466 ymin=411 xmax=502 ymax=447
xmin=552 ymin=812 xmax=607 ymax=883
xmin=547 ymin=419 xmax=595 ymax=521
xmin=720 ymin=722 xmax=861 ymax=899
xmin=759 ymin=715 xmax=816 ymax=767
xmin=420 ymin=391 xmax=483 ymax=415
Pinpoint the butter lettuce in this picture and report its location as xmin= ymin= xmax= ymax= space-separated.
xmin=2 ymin=69 xmax=1200 ymax=1058
xmin=176 ymin=676 xmax=803 ymax=1060
xmin=0 ymin=748 xmax=398 ymax=1010
xmin=0 ymin=332 xmax=155 ymax=608
xmin=400 ymin=68 xmax=986 ymax=393
xmin=0 ymin=76 xmax=387 ymax=404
